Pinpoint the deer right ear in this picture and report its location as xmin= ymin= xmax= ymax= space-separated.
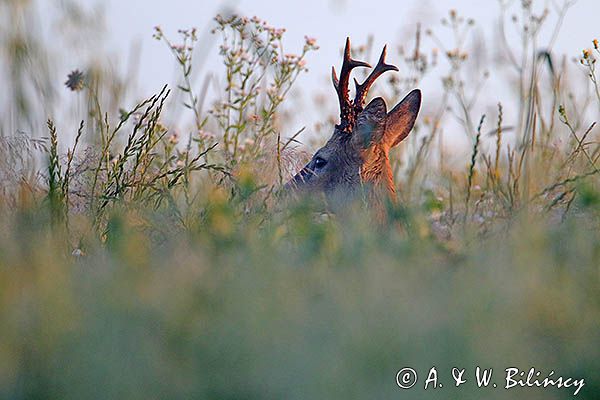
xmin=383 ymin=89 xmax=421 ymax=148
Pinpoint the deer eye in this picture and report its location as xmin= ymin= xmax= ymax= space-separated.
xmin=313 ymin=157 xmax=328 ymax=170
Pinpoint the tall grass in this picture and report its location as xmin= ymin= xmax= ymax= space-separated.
xmin=0 ymin=1 xmax=599 ymax=399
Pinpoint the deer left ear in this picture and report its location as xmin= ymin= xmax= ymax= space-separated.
xmin=353 ymin=97 xmax=387 ymax=149
xmin=383 ymin=89 xmax=421 ymax=148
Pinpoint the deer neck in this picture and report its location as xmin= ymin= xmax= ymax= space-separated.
xmin=359 ymin=145 xmax=397 ymax=200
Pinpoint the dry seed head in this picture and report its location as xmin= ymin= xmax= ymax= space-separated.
xmin=583 ymin=49 xmax=591 ymax=59
xmin=304 ymin=36 xmax=317 ymax=47
xmin=65 ymin=70 xmax=85 ymax=91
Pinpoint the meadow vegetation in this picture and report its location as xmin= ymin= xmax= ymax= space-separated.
xmin=0 ymin=0 xmax=599 ymax=399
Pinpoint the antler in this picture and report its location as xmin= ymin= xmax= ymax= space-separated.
xmin=331 ymin=37 xmax=370 ymax=133
xmin=353 ymin=45 xmax=398 ymax=113
xmin=331 ymin=39 xmax=399 ymax=133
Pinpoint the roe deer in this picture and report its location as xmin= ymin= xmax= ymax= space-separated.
xmin=286 ymin=38 xmax=421 ymax=211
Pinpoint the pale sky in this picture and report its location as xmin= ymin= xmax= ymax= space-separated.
xmin=46 ymin=0 xmax=600 ymax=146
xmin=83 ymin=0 xmax=598 ymax=87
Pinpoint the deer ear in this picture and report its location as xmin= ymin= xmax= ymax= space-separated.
xmin=384 ymin=89 xmax=421 ymax=148
xmin=353 ymin=97 xmax=387 ymax=149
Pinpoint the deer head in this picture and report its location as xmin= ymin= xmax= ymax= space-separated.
xmin=286 ymin=38 xmax=421 ymax=208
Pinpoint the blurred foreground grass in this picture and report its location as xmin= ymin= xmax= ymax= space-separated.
xmin=1 ymin=1 xmax=600 ymax=399
xmin=1 ymin=198 xmax=599 ymax=399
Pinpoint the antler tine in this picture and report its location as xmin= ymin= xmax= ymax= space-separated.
xmin=353 ymin=45 xmax=399 ymax=111
xmin=332 ymin=37 xmax=370 ymax=132
xmin=331 ymin=66 xmax=339 ymax=91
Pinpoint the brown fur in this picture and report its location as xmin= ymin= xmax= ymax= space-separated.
xmin=286 ymin=39 xmax=421 ymax=214
xmin=360 ymin=144 xmax=396 ymax=198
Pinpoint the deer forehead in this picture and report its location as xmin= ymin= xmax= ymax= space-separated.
xmin=317 ymin=133 xmax=361 ymax=161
